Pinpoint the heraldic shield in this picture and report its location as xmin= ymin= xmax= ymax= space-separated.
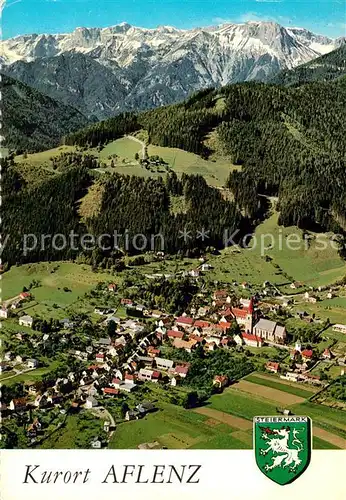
xmin=254 ymin=416 xmax=312 ymax=485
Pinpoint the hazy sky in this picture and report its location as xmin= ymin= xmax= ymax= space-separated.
xmin=2 ymin=0 xmax=346 ymax=39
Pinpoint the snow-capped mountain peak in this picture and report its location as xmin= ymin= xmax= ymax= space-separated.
xmin=1 ymin=21 xmax=340 ymax=118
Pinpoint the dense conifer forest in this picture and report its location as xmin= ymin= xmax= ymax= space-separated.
xmin=65 ymin=77 xmax=346 ymax=234
xmin=3 ymin=72 xmax=346 ymax=268
xmin=1 ymin=155 xmax=243 ymax=266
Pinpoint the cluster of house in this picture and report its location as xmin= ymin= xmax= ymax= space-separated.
xmin=0 ymin=292 xmax=32 ymax=319
xmin=263 ymin=341 xmax=344 ymax=386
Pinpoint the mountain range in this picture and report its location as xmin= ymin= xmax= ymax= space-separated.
xmin=271 ymin=43 xmax=346 ymax=86
xmin=1 ymin=21 xmax=344 ymax=118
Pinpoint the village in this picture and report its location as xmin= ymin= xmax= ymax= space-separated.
xmin=1 ymin=261 xmax=346 ymax=449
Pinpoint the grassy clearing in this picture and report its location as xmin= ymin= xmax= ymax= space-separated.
xmin=290 ymin=402 xmax=346 ymax=435
xmin=147 ymin=144 xmax=238 ymax=187
xmin=109 ymin=403 xmax=234 ymax=449
xmin=245 ymin=375 xmax=315 ymax=399
xmin=39 ymin=412 xmax=105 ymax=449
xmin=100 ymin=137 xmax=141 ymax=161
xmin=2 ymin=262 xmax=112 ymax=304
xmin=208 ymin=388 xmax=279 ymax=420
xmin=2 ymin=360 xmax=60 ymax=386
xmin=15 ymin=145 xmax=76 ymax=166
xmin=312 ymin=436 xmax=340 ymax=450
xmin=206 ymin=211 xmax=346 ymax=290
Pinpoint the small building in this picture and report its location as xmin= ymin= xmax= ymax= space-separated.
xmin=266 ymin=361 xmax=280 ymax=373
xmin=95 ymin=353 xmax=105 ymax=363
xmin=167 ymin=330 xmax=184 ymax=340
xmin=103 ymin=387 xmax=119 ymax=397
xmin=233 ymin=334 xmax=243 ymax=346
xmin=9 ymin=398 xmax=28 ymax=412
xmin=125 ymin=410 xmax=140 ymax=421
xmin=90 ymin=437 xmax=102 ymax=449
xmin=242 ymin=332 xmax=264 ymax=348
xmin=322 ymin=348 xmax=333 ymax=360
xmin=173 ymin=338 xmax=198 ymax=353
xmin=27 ymin=358 xmax=38 ymax=369
xmin=176 ymin=316 xmax=194 ymax=328
xmin=155 ymin=357 xmax=174 ymax=371
xmin=138 ymin=368 xmax=160 ymax=383
xmin=173 ymin=365 xmax=189 ymax=378
xmin=213 ymin=375 xmax=229 ymax=389
xmin=85 ymin=396 xmax=98 ymax=409
xmin=108 ymin=283 xmax=117 ymax=292
xmin=333 ymin=324 xmax=346 ymax=334
xmin=18 ymin=315 xmax=33 ymax=328
xmin=301 ymin=349 xmax=313 ymax=362
xmin=0 ymin=307 xmax=9 ymax=319
xmin=111 ymin=378 xmax=122 ymax=389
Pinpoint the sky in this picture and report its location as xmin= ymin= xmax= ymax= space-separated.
xmin=1 ymin=0 xmax=346 ymax=40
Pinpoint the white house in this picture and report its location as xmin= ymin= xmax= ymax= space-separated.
xmin=0 ymin=308 xmax=8 ymax=319
xmin=19 ymin=315 xmax=33 ymax=328
xmin=233 ymin=334 xmax=243 ymax=346
xmin=27 ymin=359 xmax=38 ymax=369
xmin=85 ymin=397 xmax=98 ymax=409
xmin=333 ymin=324 xmax=346 ymax=334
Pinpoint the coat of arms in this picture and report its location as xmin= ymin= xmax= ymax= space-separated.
xmin=254 ymin=416 xmax=312 ymax=485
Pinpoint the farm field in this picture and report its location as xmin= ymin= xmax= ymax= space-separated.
xmin=109 ymin=403 xmax=238 ymax=450
xmin=233 ymin=379 xmax=306 ymax=405
xmin=244 ymin=374 xmax=317 ymax=399
xmin=204 ymin=381 xmax=346 ymax=449
xmin=206 ymin=211 xmax=346 ymax=291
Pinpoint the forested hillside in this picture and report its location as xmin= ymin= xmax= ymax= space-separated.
xmin=1 ymin=74 xmax=90 ymax=153
xmin=65 ymin=79 xmax=346 ymax=234
xmin=1 ymin=153 xmax=243 ymax=267
xmin=271 ymin=44 xmax=346 ymax=86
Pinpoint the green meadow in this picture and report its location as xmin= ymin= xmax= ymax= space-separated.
xmin=206 ymin=211 xmax=346 ymax=291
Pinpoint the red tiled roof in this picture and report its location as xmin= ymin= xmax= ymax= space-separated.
xmin=174 ymin=365 xmax=189 ymax=375
xmin=189 ymin=334 xmax=203 ymax=342
xmin=266 ymin=362 xmax=280 ymax=370
xmin=152 ymin=371 xmax=161 ymax=379
xmin=242 ymin=332 xmax=263 ymax=343
xmin=112 ymin=378 xmax=122 ymax=384
xmin=220 ymin=308 xmax=233 ymax=317
xmin=301 ymin=349 xmax=313 ymax=358
xmin=176 ymin=316 xmax=194 ymax=325
xmin=194 ymin=320 xmax=211 ymax=329
xmin=231 ymin=308 xmax=249 ymax=319
xmin=167 ymin=330 xmax=184 ymax=339
xmin=218 ymin=322 xmax=233 ymax=330
xmin=103 ymin=388 xmax=119 ymax=395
